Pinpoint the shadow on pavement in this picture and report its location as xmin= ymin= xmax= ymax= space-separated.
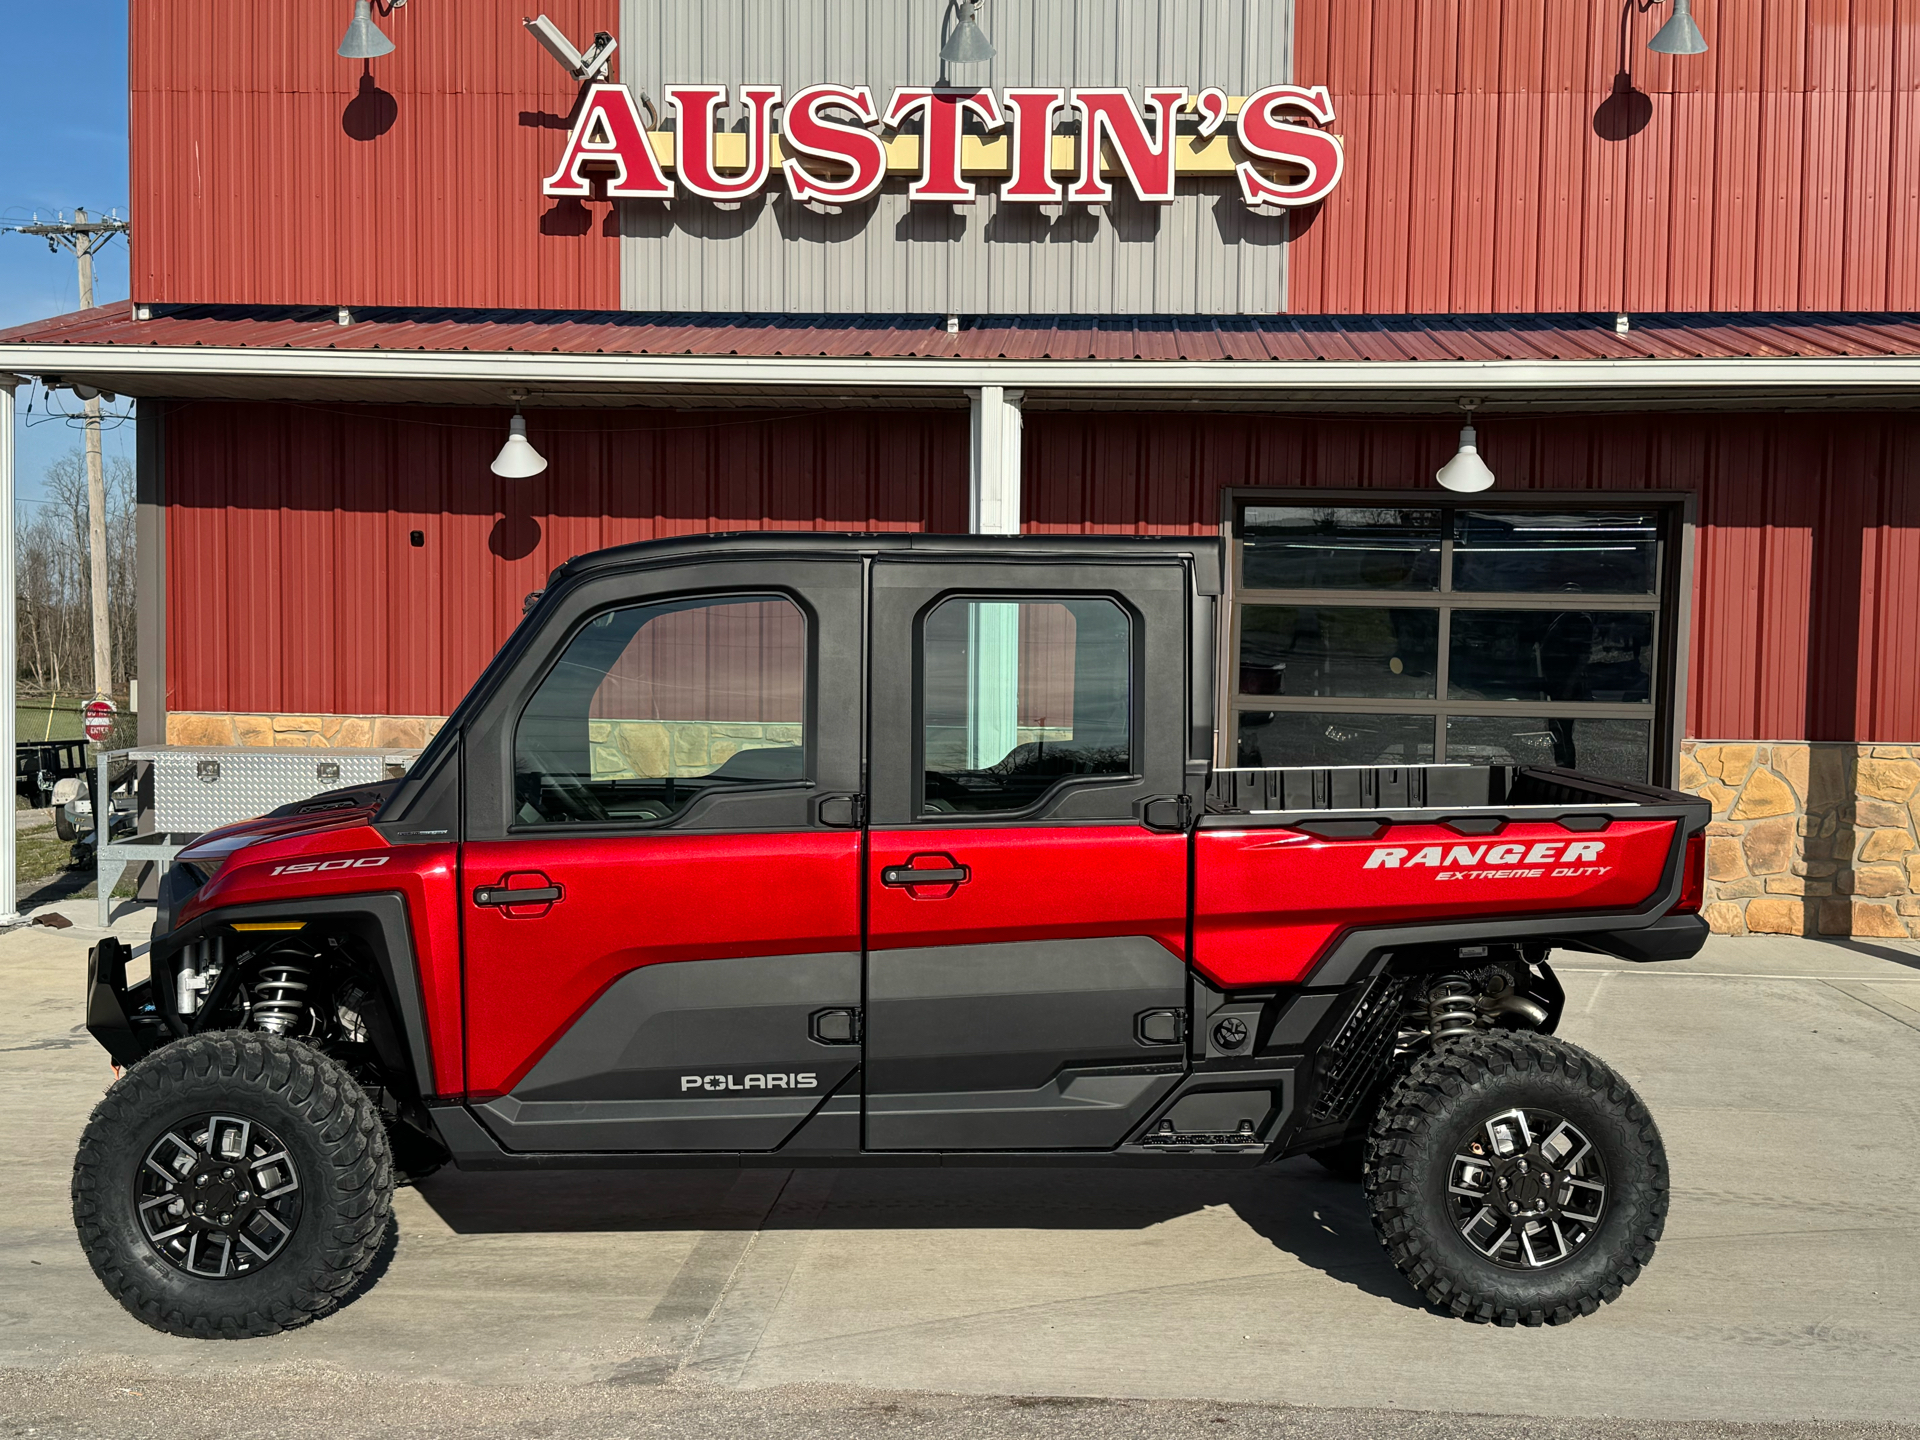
xmin=414 ymin=1156 xmax=1419 ymax=1309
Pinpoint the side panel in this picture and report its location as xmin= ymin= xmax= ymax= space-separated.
xmin=864 ymin=936 xmax=1187 ymax=1151
xmin=866 ymin=826 xmax=1188 ymax=957
xmin=1193 ymin=817 xmax=1678 ymax=987
xmin=863 ymin=820 xmax=1190 ymax=1152
xmin=462 ymin=832 xmax=861 ymax=1099
xmin=473 ymin=951 xmax=860 ymax=1152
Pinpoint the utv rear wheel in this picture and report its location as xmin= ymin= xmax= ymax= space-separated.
xmin=1364 ymin=1031 xmax=1666 ymax=1326
xmin=72 ymin=1032 xmax=394 ymax=1338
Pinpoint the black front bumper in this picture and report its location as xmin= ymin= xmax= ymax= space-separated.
xmin=85 ymin=937 xmax=163 ymax=1067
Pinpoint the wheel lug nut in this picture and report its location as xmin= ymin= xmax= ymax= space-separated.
xmin=222 ymin=1168 xmax=234 ymax=1180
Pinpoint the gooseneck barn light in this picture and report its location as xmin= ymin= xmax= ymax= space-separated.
xmin=491 ymin=398 xmax=548 ymax=479
xmin=1435 ymin=397 xmax=1497 ymax=494
xmin=337 ymin=0 xmax=404 ymax=61
xmin=941 ymin=0 xmax=995 ymax=63
xmin=1648 ymin=0 xmax=1709 ymax=55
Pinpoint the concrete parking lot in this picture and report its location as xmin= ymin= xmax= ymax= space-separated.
xmin=2 ymin=911 xmax=1915 ymax=1439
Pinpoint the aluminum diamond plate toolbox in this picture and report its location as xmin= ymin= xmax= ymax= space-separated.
xmin=133 ymin=747 xmax=418 ymax=833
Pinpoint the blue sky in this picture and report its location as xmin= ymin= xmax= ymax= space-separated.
xmin=1 ymin=0 xmax=133 ymax=505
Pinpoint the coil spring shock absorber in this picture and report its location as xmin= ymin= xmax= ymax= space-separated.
xmin=1426 ymin=973 xmax=1480 ymax=1040
xmin=251 ymin=960 xmax=313 ymax=1035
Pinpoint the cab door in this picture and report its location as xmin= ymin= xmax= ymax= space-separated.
xmin=459 ymin=555 xmax=865 ymax=1153
xmin=861 ymin=556 xmax=1200 ymax=1151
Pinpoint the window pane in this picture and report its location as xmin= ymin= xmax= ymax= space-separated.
xmin=922 ymin=598 xmax=1131 ymax=815
xmin=515 ymin=596 xmax=805 ymax=826
xmin=1241 ymin=506 xmax=1443 ymax=591
xmin=1452 ymin=510 xmax=1660 ymax=594
xmin=1448 ymin=610 xmax=1655 ymax=703
xmin=1238 ymin=605 xmax=1438 ymax=699
xmin=1236 ymin=710 xmax=1437 ymax=768
xmin=1446 ymin=716 xmax=1652 ymax=782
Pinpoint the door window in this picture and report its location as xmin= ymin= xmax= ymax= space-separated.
xmin=919 ymin=597 xmax=1132 ymax=815
xmin=514 ymin=594 xmax=806 ymax=826
xmin=1230 ymin=503 xmax=1672 ymax=783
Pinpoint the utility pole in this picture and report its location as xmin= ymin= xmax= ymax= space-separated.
xmin=8 ymin=209 xmax=129 ymax=705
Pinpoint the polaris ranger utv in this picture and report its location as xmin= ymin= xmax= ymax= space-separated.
xmin=75 ymin=533 xmax=1706 ymax=1337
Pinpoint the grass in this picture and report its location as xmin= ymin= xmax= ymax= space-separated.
xmin=17 ymin=698 xmax=88 ymax=744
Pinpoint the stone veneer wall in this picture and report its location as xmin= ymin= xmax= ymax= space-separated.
xmin=167 ymin=712 xmax=445 ymax=749
xmin=1679 ymin=741 xmax=1918 ymax=940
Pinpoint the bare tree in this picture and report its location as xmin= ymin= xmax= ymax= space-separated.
xmin=16 ymin=447 xmax=136 ymax=700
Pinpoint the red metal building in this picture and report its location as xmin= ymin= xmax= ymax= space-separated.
xmin=0 ymin=0 xmax=1913 ymax=937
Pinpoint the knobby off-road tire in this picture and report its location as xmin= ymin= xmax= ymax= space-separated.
xmin=73 ymin=1032 xmax=394 ymax=1338
xmin=1364 ymin=1031 xmax=1667 ymax=1326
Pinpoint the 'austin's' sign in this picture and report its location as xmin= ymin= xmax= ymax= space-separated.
xmin=543 ymin=84 xmax=1343 ymax=210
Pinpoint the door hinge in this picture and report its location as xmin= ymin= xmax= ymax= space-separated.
xmin=815 ymin=792 xmax=866 ymax=828
xmin=1139 ymin=794 xmax=1193 ymax=832
xmin=809 ymin=1007 xmax=862 ymax=1045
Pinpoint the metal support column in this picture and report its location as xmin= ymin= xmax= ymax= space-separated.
xmin=0 ymin=379 xmax=19 ymax=923
xmin=965 ymin=387 xmax=1025 ymax=768
xmin=967 ymin=384 xmax=1023 ymax=536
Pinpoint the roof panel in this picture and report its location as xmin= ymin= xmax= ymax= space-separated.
xmin=0 ymin=304 xmax=1913 ymax=367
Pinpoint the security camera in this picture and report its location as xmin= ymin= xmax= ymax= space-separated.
xmin=524 ymin=14 xmax=616 ymax=81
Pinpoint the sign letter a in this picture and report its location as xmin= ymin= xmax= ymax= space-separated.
xmin=543 ymin=83 xmax=673 ymax=199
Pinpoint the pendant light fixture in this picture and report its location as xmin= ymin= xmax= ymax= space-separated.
xmin=1647 ymin=0 xmax=1709 ymax=55
xmin=338 ymin=0 xmax=396 ymax=59
xmin=941 ymin=0 xmax=995 ymax=64
xmin=1434 ymin=397 xmax=1496 ymax=494
xmin=491 ymin=395 xmax=548 ymax=479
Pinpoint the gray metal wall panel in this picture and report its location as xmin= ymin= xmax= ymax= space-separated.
xmin=618 ymin=0 xmax=1293 ymax=315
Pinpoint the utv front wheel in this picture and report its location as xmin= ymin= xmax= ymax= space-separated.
xmin=72 ymin=1032 xmax=394 ymax=1337
xmin=1364 ymin=1031 xmax=1666 ymax=1326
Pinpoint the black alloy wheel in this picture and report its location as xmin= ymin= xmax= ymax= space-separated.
xmin=1446 ymin=1107 xmax=1607 ymax=1270
xmin=74 ymin=1032 xmax=393 ymax=1338
xmin=1364 ymin=1031 xmax=1667 ymax=1326
xmin=135 ymin=1113 xmax=304 ymax=1279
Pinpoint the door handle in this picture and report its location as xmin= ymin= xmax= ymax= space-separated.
xmin=881 ymin=865 xmax=967 ymax=886
xmin=475 ymin=885 xmax=561 ymax=906
xmin=474 ymin=872 xmax=564 ymax=911
xmin=879 ymin=852 xmax=971 ymax=895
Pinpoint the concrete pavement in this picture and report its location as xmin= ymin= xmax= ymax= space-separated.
xmin=1 ymin=909 xmax=1914 ymax=1437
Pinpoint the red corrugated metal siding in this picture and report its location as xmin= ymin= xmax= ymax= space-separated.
xmin=1021 ymin=410 xmax=1918 ymax=743
xmin=131 ymin=0 xmax=620 ymax=309
xmin=1287 ymin=0 xmax=1919 ymax=314
xmin=165 ymin=403 xmax=966 ymax=717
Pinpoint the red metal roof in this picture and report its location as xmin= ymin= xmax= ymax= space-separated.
xmin=0 ymin=304 xmax=1914 ymax=365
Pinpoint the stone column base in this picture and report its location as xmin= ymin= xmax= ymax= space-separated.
xmin=1680 ymin=741 xmax=1918 ymax=940
xmin=165 ymin=711 xmax=446 ymax=750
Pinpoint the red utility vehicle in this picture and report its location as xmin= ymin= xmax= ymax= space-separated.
xmin=75 ymin=534 xmax=1706 ymax=1336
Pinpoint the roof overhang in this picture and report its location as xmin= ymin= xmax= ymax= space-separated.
xmin=2 ymin=342 xmax=1914 ymax=413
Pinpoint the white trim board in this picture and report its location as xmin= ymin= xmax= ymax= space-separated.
xmin=0 ymin=344 xmax=1911 ymax=393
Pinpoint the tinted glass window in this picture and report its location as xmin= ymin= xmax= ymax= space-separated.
xmin=1238 ymin=605 xmax=1438 ymax=699
xmin=514 ymin=596 xmax=805 ymax=826
xmin=1241 ymin=506 xmax=1442 ymax=591
xmin=1452 ymin=511 xmax=1660 ymax=594
xmin=921 ymin=597 xmax=1131 ymax=815
xmin=1446 ymin=716 xmax=1651 ymax=783
xmin=1236 ymin=710 xmax=1437 ymax=768
xmin=1448 ymin=610 xmax=1654 ymax=704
